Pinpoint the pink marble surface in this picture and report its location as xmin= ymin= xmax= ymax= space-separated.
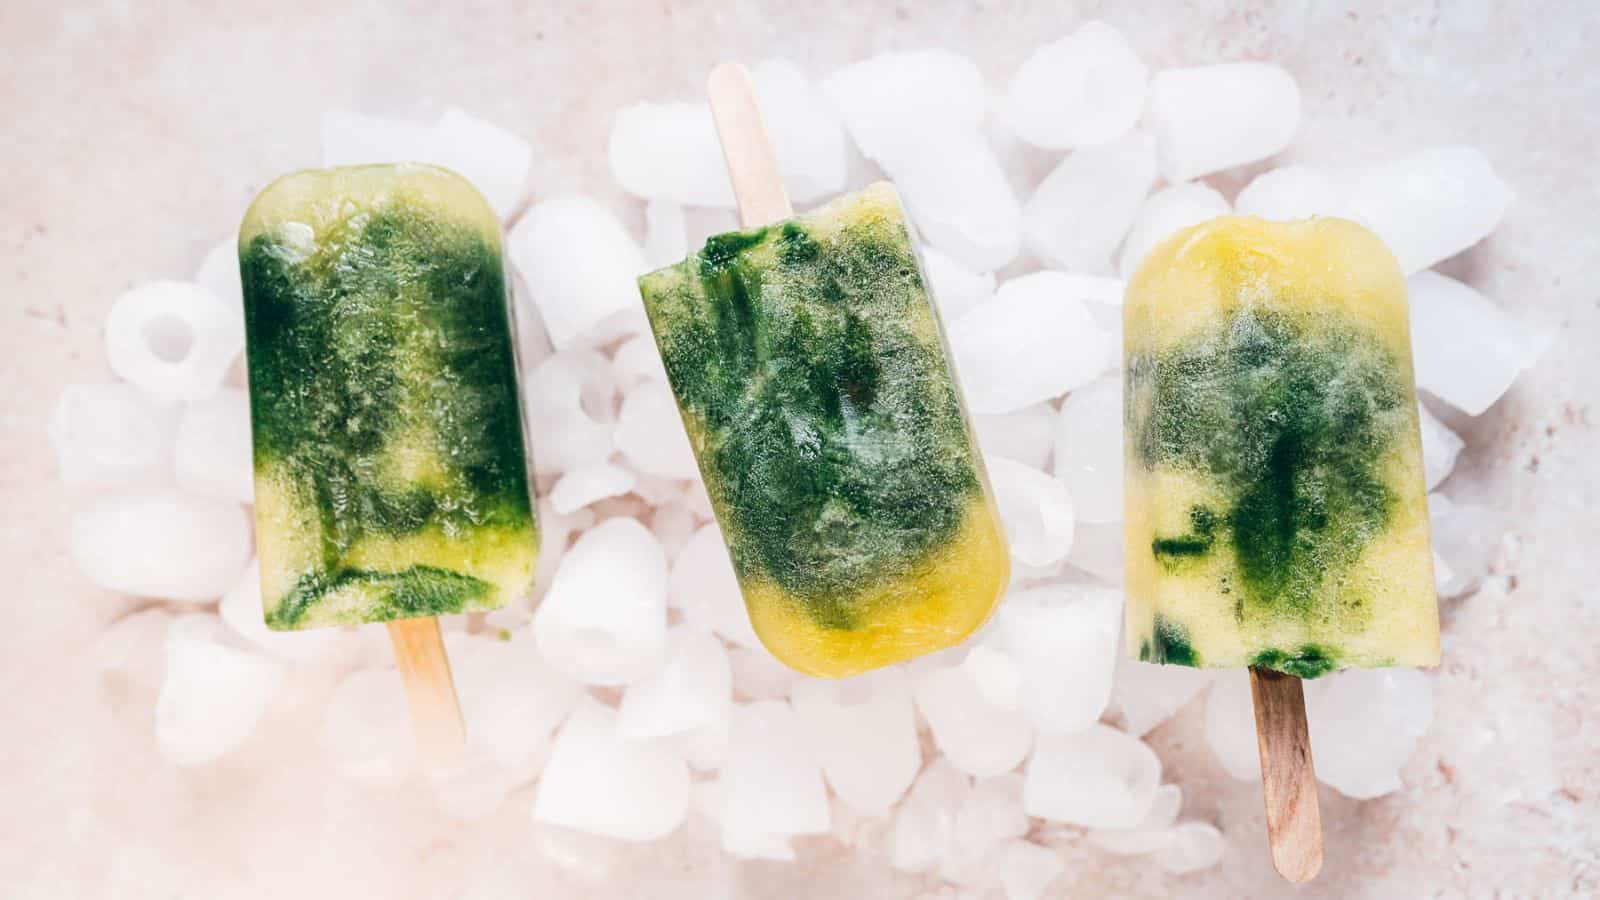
xmin=2 ymin=1 xmax=1596 ymax=896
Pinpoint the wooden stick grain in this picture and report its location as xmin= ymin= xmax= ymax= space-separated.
xmin=707 ymin=63 xmax=794 ymax=227
xmin=1249 ymin=666 xmax=1323 ymax=882
xmin=386 ymin=616 xmax=466 ymax=765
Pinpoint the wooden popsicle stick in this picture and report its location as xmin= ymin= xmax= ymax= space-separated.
xmin=386 ymin=616 xmax=466 ymax=765
xmin=707 ymin=63 xmax=795 ymax=227
xmin=1249 ymin=666 xmax=1323 ymax=882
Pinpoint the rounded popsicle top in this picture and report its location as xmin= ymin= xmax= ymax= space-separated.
xmin=1124 ymin=215 xmax=1412 ymax=358
xmin=240 ymin=163 xmax=502 ymax=251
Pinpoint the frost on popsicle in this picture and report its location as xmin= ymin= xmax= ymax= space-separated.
xmin=1123 ymin=216 xmax=1438 ymax=678
xmin=238 ymin=164 xmax=538 ymax=630
xmin=637 ymin=183 xmax=1008 ymax=676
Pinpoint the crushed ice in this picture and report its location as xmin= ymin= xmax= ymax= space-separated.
xmin=52 ymin=22 xmax=1551 ymax=892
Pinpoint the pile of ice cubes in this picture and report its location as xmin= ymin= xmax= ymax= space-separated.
xmin=57 ymin=21 xmax=1548 ymax=897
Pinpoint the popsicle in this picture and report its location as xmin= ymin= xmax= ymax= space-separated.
xmin=636 ymin=65 xmax=1008 ymax=678
xmin=1123 ymin=215 xmax=1438 ymax=879
xmin=239 ymin=163 xmax=539 ymax=754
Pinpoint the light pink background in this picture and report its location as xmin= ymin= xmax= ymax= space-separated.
xmin=2 ymin=1 xmax=1596 ymax=896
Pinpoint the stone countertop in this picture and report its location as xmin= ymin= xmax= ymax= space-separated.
xmin=2 ymin=1 xmax=1596 ymax=897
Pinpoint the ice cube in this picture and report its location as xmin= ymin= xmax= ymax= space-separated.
xmin=549 ymin=462 xmax=637 ymax=514
xmin=631 ymin=472 xmax=686 ymax=507
xmin=1407 ymin=271 xmax=1552 ymax=416
xmin=1418 ymin=401 xmax=1464 ymax=490
xmin=617 ymin=628 xmax=732 ymax=739
xmin=752 ymin=58 xmax=849 ymax=203
xmin=790 ymin=668 xmax=921 ymax=816
xmin=998 ymin=585 xmax=1121 ymax=734
xmin=1428 ymin=492 xmax=1505 ymax=597
xmin=525 ymin=350 xmax=616 ymax=476
xmin=70 ymin=488 xmax=252 ymax=600
xmin=670 ymin=523 xmax=760 ymax=648
xmin=427 ymin=745 xmax=531 ymax=820
xmin=986 ymin=455 xmax=1076 ymax=567
xmin=529 ymin=500 xmax=596 ymax=602
xmin=953 ymin=272 xmax=1110 ymax=413
xmin=642 ymin=200 xmax=689 ymax=270
xmin=531 ymin=700 xmax=691 ymax=841
xmin=1118 ymin=181 xmax=1231 ymax=278
xmin=219 ymin=559 xmax=342 ymax=664
xmin=548 ymin=344 xmax=622 ymax=423
xmin=1055 ymin=272 xmax=1128 ymax=307
xmin=667 ymin=715 xmax=731 ymax=773
xmin=1002 ymin=21 xmax=1148 ymax=150
xmin=1431 ymin=550 xmax=1457 ymax=597
xmin=1306 ymin=668 xmax=1434 ymax=799
xmin=48 ymin=383 xmax=171 ymax=486
xmin=194 ymin=233 xmax=243 ymax=313
xmin=608 ymin=101 xmax=734 ymax=207
xmin=1013 ymin=557 xmax=1069 ymax=585
xmin=1067 ymin=521 xmax=1125 ymax=584
xmin=1054 ymin=376 xmax=1123 ymax=523
xmin=508 ymin=195 xmax=651 ymax=349
xmin=721 ymin=701 xmax=831 ymax=848
xmin=648 ymin=503 xmax=697 ymax=561
xmin=533 ymin=517 xmax=669 ymax=686
xmin=893 ymin=131 xmax=1023 ymax=271
xmin=615 ymin=381 xmax=700 ymax=480
xmin=453 ymin=632 xmax=581 ymax=770
xmin=1155 ymin=822 xmax=1226 ymax=873
xmin=512 ymin=274 xmax=557 ymax=375
xmin=104 ymin=281 xmax=243 ymax=403
xmin=961 ymin=644 xmax=1024 ymax=711
xmin=1203 ymin=670 xmax=1260 ymax=780
xmin=682 ymin=476 xmax=716 ymax=521
xmin=93 ymin=607 xmax=173 ymax=690
xmin=914 ymin=655 xmax=1034 ymax=778
xmin=1024 ymin=131 xmax=1157 ymax=272
xmin=1343 ymin=146 xmax=1514 ymax=273
xmin=728 ymin=643 xmax=799 ymax=702
xmin=822 ymin=50 xmax=986 ymax=167
xmin=611 ymin=334 xmax=669 ymax=390
xmin=1111 ymin=657 xmax=1216 ymax=737
xmin=1086 ymin=307 xmax=1124 ymax=377
xmin=321 ymin=666 xmax=419 ymax=786
xmin=920 ymin=247 xmax=994 ymax=324
xmin=1146 ymin=63 xmax=1301 ymax=182
xmin=173 ymin=387 xmax=254 ymax=504
xmin=427 ymin=107 xmax=533 ymax=220
xmin=1234 ymin=165 xmax=1344 ymax=220
xmin=944 ymin=773 xmax=1029 ymax=885
xmin=1087 ymin=782 xmax=1183 ymax=855
xmin=1024 ymin=723 xmax=1161 ymax=829
xmin=997 ymin=840 xmax=1067 ymax=900
xmin=973 ymin=403 xmax=1056 ymax=471
xmin=889 ymin=759 xmax=970 ymax=873
xmin=829 ymin=794 xmax=892 ymax=854
xmin=156 ymin=614 xmax=284 ymax=766
xmin=320 ymin=110 xmax=434 ymax=166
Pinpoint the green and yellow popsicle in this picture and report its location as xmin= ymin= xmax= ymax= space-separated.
xmin=1123 ymin=215 xmax=1439 ymax=677
xmin=239 ymin=164 xmax=538 ymax=632
xmin=639 ymin=182 xmax=1008 ymax=677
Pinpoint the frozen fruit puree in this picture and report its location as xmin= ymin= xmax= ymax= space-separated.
xmin=638 ymin=183 xmax=1008 ymax=677
xmin=239 ymin=164 xmax=538 ymax=630
xmin=1123 ymin=216 xmax=1438 ymax=678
